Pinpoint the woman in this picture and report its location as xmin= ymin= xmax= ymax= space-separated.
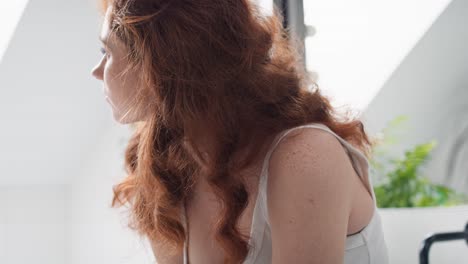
xmin=91 ymin=0 xmax=389 ymax=263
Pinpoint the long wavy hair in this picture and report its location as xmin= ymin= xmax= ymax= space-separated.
xmin=101 ymin=0 xmax=375 ymax=262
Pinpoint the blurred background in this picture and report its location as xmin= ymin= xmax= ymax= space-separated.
xmin=0 ymin=0 xmax=467 ymax=263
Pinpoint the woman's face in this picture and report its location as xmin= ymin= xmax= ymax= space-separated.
xmin=91 ymin=6 xmax=150 ymax=124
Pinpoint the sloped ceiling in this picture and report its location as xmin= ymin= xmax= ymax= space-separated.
xmin=0 ymin=1 xmax=30 ymax=63
xmin=0 ymin=0 xmax=113 ymax=185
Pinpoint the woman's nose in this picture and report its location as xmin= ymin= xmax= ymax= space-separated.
xmin=91 ymin=63 xmax=103 ymax=80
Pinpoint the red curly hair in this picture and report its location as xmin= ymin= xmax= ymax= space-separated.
xmin=99 ymin=0 xmax=375 ymax=262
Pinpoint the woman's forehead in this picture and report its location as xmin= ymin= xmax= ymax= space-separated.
xmin=100 ymin=6 xmax=121 ymax=49
xmin=100 ymin=7 xmax=112 ymax=40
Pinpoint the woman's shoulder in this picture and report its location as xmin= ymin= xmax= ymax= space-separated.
xmin=268 ymin=124 xmax=347 ymax=167
xmin=263 ymin=127 xmax=356 ymax=262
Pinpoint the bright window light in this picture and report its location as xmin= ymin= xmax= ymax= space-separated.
xmin=256 ymin=0 xmax=273 ymax=16
xmin=0 ymin=1 xmax=30 ymax=63
xmin=303 ymin=0 xmax=452 ymax=113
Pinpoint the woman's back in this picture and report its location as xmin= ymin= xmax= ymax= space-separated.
xmin=180 ymin=122 xmax=389 ymax=264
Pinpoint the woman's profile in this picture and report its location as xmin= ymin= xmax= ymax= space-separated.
xmin=91 ymin=0 xmax=389 ymax=263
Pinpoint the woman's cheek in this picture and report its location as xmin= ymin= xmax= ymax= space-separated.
xmin=103 ymin=60 xmax=114 ymax=94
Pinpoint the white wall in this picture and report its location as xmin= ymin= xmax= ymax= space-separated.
xmin=66 ymin=122 xmax=155 ymax=264
xmin=362 ymin=0 xmax=468 ymax=194
xmin=380 ymin=206 xmax=468 ymax=264
xmin=0 ymin=185 xmax=66 ymax=264
xmin=0 ymin=0 xmax=112 ymax=186
xmin=1 ymin=0 xmax=155 ymax=262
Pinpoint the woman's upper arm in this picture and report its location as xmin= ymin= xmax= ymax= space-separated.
xmin=266 ymin=128 xmax=355 ymax=264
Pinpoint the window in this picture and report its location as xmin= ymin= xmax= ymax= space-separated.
xmin=281 ymin=0 xmax=452 ymax=112
xmin=0 ymin=0 xmax=29 ymax=63
xmin=256 ymin=0 xmax=273 ymax=16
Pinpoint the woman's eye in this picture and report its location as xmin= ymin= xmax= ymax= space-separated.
xmin=100 ymin=47 xmax=107 ymax=55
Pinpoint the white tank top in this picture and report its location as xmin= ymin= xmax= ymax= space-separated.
xmin=182 ymin=122 xmax=390 ymax=264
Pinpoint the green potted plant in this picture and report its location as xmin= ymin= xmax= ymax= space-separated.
xmin=368 ymin=115 xmax=468 ymax=264
xmin=370 ymin=115 xmax=468 ymax=207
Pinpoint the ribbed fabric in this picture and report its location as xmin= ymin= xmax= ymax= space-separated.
xmin=183 ymin=122 xmax=389 ymax=264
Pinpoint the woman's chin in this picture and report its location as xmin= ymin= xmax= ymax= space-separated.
xmin=114 ymin=111 xmax=143 ymax=125
xmin=115 ymin=113 xmax=131 ymax=124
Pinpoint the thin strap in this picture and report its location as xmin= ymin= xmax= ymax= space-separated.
xmin=260 ymin=123 xmax=337 ymax=181
xmin=182 ymin=202 xmax=188 ymax=264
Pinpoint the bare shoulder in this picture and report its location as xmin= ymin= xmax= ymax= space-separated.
xmin=267 ymin=125 xmax=356 ymax=200
xmin=266 ymin=126 xmax=355 ymax=263
xmin=268 ymin=126 xmax=353 ymax=180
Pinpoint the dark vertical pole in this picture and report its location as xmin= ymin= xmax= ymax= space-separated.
xmin=281 ymin=0 xmax=289 ymax=30
xmin=274 ymin=0 xmax=307 ymax=70
xmin=273 ymin=0 xmax=289 ymax=30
